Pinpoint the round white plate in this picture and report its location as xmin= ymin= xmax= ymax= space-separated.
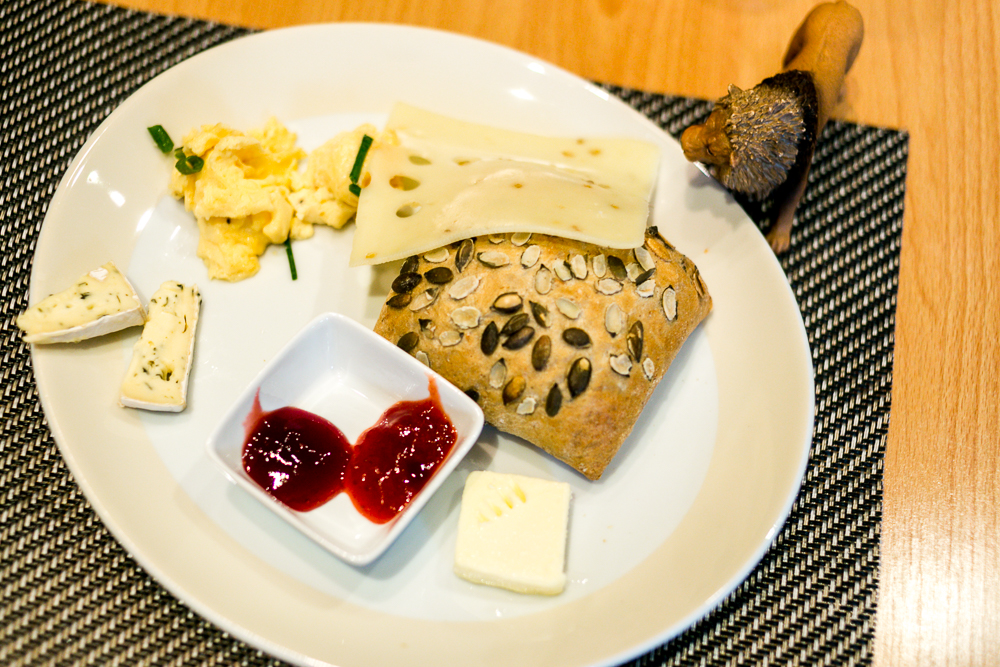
xmin=28 ymin=23 xmax=814 ymax=667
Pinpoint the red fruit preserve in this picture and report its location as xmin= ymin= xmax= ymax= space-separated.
xmin=241 ymin=379 xmax=457 ymax=523
xmin=345 ymin=385 xmax=458 ymax=523
xmin=242 ymin=405 xmax=352 ymax=512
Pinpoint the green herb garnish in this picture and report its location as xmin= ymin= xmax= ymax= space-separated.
xmin=348 ymin=134 xmax=374 ymax=189
xmin=173 ymin=147 xmax=204 ymax=175
xmin=284 ymin=238 xmax=298 ymax=281
xmin=147 ymin=125 xmax=174 ymax=154
xmin=348 ymin=183 xmax=361 ymax=197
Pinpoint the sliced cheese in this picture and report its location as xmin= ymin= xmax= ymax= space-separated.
xmin=454 ymin=471 xmax=571 ymax=595
xmin=350 ymin=103 xmax=660 ymax=265
xmin=119 ymin=282 xmax=201 ymax=412
xmin=16 ymin=262 xmax=146 ymax=344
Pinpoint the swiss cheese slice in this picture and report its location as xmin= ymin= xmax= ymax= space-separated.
xmin=350 ymin=103 xmax=660 ymax=266
xmin=454 ymin=471 xmax=571 ymax=595
xmin=119 ymin=281 xmax=201 ymax=412
xmin=16 ymin=262 xmax=146 ymax=344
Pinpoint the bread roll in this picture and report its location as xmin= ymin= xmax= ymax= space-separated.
xmin=373 ymin=227 xmax=711 ymax=480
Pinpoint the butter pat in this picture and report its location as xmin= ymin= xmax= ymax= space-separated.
xmin=351 ymin=103 xmax=660 ymax=265
xmin=454 ymin=471 xmax=571 ymax=595
xmin=16 ymin=262 xmax=146 ymax=344
xmin=120 ymin=281 xmax=201 ymax=412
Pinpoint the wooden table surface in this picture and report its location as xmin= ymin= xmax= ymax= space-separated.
xmin=97 ymin=1 xmax=1000 ymax=664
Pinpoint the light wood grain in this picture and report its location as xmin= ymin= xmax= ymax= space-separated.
xmin=97 ymin=0 xmax=1000 ymax=664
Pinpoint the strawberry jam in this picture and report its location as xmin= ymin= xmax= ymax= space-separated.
xmin=345 ymin=384 xmax=457 ymax=523
xmin=242 ymin=379 xmax=457 ymax=523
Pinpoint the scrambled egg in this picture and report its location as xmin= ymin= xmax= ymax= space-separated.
xmin=170 ymin=118 xmax=395 ymax=281
xmin=289 ymin=124 xmax=397 ymax=233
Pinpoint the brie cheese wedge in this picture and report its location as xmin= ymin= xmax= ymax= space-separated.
xmin=16 ymin=262 xmax=146 ymax=344
xmin=119 ymin=281 xmax=201 ymax=412
xmin=454 ymin=471 xmax=571 ymax=595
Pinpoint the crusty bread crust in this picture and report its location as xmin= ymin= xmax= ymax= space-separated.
xmin=373 ymin=228 xmax=711 ymax=480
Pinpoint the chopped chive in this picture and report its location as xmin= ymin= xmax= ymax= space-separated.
xmin=147 ymin=125 xmax=174 ymax=153
xmin=349 ymin=183 xmax=361 ymax=197
xmin=174 ymin=153 xmax=204 ymax=175
xmin=284 ymin=238 xmax=298 ymax=281
xmin=349 ymin=134 xmax=374 ymax=184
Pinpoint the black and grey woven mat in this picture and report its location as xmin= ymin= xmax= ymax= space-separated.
xmin=0 ymin=0 xmax=906 ymax=664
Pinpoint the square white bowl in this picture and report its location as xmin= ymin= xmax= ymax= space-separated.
xmin=206 ymin=312 xmax=484 ymax=566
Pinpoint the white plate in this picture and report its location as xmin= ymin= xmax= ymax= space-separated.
xmin=206 ymin=312 xmax=484 ymax=566
xmin=28 ymin=23 xmax=814 ymax=667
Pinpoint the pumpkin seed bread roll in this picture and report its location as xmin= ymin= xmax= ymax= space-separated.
xmin=373 ymin=227 xmax=711 ymax=480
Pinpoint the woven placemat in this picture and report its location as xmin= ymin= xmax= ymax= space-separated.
xmin=0 ymin=1 xmax=906 ymax=664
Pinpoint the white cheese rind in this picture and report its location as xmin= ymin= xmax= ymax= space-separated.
xmin=454 ymin=471 xmax=571 ymax=595
xmin=351 ymin=103 xmax=660 ymax=266
xmin=16 ymin=262 xmax=146 ymax=344
xmin=119 ymin=282 xmax=201 ymax=412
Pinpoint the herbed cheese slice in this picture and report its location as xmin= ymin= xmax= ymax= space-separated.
xmin=350 ymin=103 xmax=660 ymax=265
xmin=16 ymin=262 xmax=146 ymax=344
xmin=454 ymin=471 xmax=571 ymax=595
xmin=119 ymin=281 xmax=201 ymax=412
